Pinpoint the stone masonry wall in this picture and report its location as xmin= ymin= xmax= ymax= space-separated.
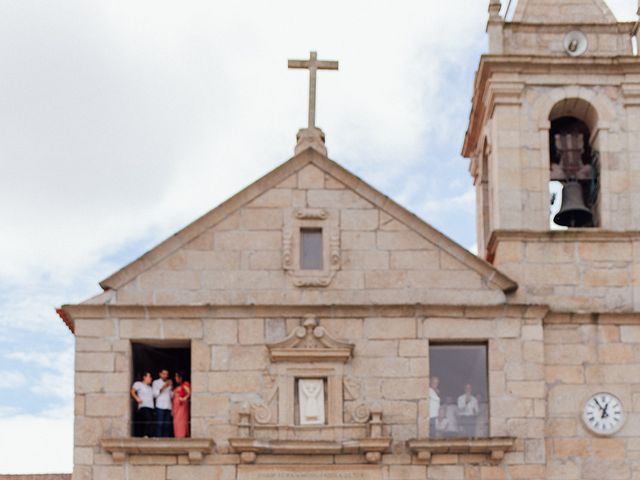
xmin=472 ymin=69 xmax=640 ymax=257
xmin=545 ymin=318 xmax=640 ymax=480
xmin=502 ymin=25 xmax=633 ymax=58
xmin=72 ymin=307 xmax=547 ymax=480
xmin=114 ymin=164 xmax=506 ymax=307
xmin=493 ymin=233 xmax=640 ymax=312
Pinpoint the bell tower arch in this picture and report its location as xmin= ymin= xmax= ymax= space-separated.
xmin=463 ymin=0 xmax=640 ymax=311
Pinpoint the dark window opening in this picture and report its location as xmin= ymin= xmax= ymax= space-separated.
xmin=131 ymin=341 xmax=191 ymax=438
xmin=549 ymin=116 xmax=599 ymax=228
xmin=429 ymin=343 xmax=489 ymax=439
xmin=300 ymin=228 xmax=323 ymax=270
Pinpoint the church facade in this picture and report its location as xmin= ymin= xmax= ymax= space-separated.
xmin=59 ymin=0 xmax=640 ymax=479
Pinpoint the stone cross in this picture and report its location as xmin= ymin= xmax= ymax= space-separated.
xmin=288 ymin=51 xmax=339 ymax=128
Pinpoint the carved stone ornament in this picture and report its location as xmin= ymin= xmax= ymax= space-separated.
xmin=267 ymin=317 xmax=354 ymax=363
xmin=298 ymin=378 xmax=326 ymax=425
xmin=343 ymin=376 xmax=361 ymax=401
xmin=295 ymin=208 xmax=329 ymax=220
xmin=352 ymin=402 xmax=372 ymax=424
xmin=250 ymin=379 xmax=278 ymax=425
xmin=230 ymin=403 xmax=390 ymax=464
xmin=282 ymin=208 xmax=341 ymax=288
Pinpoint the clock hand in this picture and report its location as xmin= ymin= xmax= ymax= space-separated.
xmin=594 ymin=399 xmax=605 ymax=411
xmin=601 ymin=403 xmax=609 ymax=419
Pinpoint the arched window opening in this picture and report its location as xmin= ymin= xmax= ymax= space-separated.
xmin=549 ymin=115 xmax=599 ymax=228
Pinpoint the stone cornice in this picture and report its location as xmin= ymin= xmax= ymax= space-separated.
xmin=407 ymin=437 xmax=516 ymax=463
xmin=101 ymin=438 xmax=214 ymax=463
xmin=229 ymin=438 xmax=391 ymax=464
xmin=462 ymin=54 xmax=640 ymax=158
xmin=487 ymin=229 xmax=640 ymax=265
xmin=60 ymin=303 xmax=549 ymax=322
xmin=60 ymin=301 xmax=640 ymax=329
xmin=622 ymin=83 xmax=640 ymax=106
xmin=489 ymin=228 xmax=640 ymax=251
xmin=545 ymin=312 xmax=640 ymax=325
xmin=503 ymin=22 xmax=636 ymax=33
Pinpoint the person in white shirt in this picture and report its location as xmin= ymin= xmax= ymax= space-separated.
xmin=130 ymin=371 xmax=155 ymax=437
xmin=428 ymin=376 xmax=440 ymax=438
xmin=153 ymin=368 xmax=173 ymax=437
xmin=444 ymin=396 xmax=459 ymax=438
xmin=434 ymin=406 xmax=449 ymax=438
xmin=457 ymin=383 xmax=479 ymax=438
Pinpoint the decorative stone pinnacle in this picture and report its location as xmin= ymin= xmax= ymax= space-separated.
xmin=488 ymin=0 xmax=502 ymax=20
xmin=295 ymin=127 xmax=327 ymax=156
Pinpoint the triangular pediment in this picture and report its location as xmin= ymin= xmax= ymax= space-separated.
xmin=267 ymin=316 xmax=354 ymax=363
xmin=513 ymin=0 xmax=617 ymax=24
xmin=95 ymin=147 xmax=516 ymax=307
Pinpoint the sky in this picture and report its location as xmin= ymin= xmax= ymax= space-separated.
xmin=0 ymin=0 xmax=637 ymax=474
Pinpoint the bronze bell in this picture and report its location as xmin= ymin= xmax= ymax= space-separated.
xmin=554 ymin=181 xmax=593 ymax=227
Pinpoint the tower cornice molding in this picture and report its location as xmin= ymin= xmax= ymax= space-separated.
xmin=504 ymin=21 xmax=636 ymax=32
xmin=463 ymin=55 xmax=640 ymax=157
xmin=622 ymin=83 xmax=640 ymax=106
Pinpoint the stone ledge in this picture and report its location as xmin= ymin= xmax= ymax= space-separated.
xmin=229 ymin=437 xmax=391 ymax=464
xmin=490 ymin=228 xmax=640 ymax=245
xmin=407 ymin=437 xmax=515 ymax=463
xmin=101 ymin=438 xmax=214 ymax=463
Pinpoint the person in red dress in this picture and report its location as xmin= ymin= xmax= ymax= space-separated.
xmin=172 ymin=371 xmax=191 ymax=438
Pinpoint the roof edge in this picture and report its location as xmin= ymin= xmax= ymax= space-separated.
xmin=308 ymin=155 xmax=518 ymax=294
xmin=99 ymin=146 xmax=517 ymax=295
xmin=100 ymin=148 xmax=319 ymax=290
xmin=56 ymin=307 xmax=75 ymax=334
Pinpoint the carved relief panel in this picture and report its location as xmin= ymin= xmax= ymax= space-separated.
xmin=298 ymin=378 xmax=326 ymax=425
xmin=268 ymin=316 xmax=353 ymax=427
xmin=230 ymin=317 xmax=390 ymax=464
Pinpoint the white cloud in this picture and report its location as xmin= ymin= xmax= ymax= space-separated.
xmin=0 ymin=372 xmax=27 ymax=389
xmin=422 ymin=188 xmax=476 ymax=219
xmin=0 ymin=0 xmax=490 ymax=286
xmin=5 ymin=349 xmax=74 ymax=401
xmin=0 ymin=413 xmax=73 ymax=474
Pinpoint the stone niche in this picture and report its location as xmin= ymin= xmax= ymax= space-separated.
xmin=282 ymin=208 xmax=341 ymax=288
xmin=229 ymin=316 xmax=390 ymax=464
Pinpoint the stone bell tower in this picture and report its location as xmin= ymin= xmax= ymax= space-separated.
xmin=463 ymin=0 xmax=640 ymax=312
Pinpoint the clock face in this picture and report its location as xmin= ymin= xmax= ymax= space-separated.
xmin=582 ymin=392 xmax=624 ymax=436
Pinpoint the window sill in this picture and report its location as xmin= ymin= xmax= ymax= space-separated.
xmin=229 ymin=437 xmax=391 ymax=464
xmin=407 ymin=437 xmax=516 ymax=463
xmin=101 ymin=437 xmax=214 ymax=463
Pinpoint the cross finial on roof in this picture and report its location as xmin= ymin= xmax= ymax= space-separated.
xmin=288 ymin=51 xmax=339 ymax=129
